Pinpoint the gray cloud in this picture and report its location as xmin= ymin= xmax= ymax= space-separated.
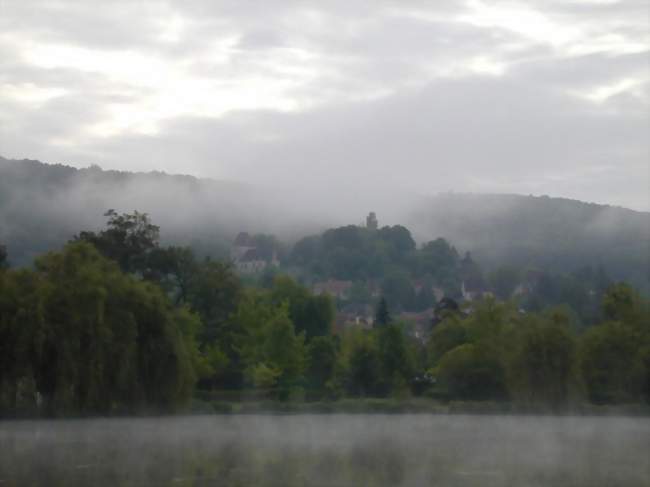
xmin=0 ymin=0 xmax=647 ymax=210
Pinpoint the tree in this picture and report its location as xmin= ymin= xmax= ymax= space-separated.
xmin=580 ymin=322 xmax=645 ymax=404
xmin=262 ymin=307 xmax=307 ymax=397
xmin=0 ymin=242 xmax=198 ymax=416
xmin=306 ymin=336 xmax=338 ymax=397
xmin=416 ymin=238 xmax=459 ymax=278
xmin=0 ymin=244 xmax=7 ymax=269
xmin=381 ymin=270 xmax=416 ymax=312
xmin=508 ymin=315 xmax=577 ymax=407
xmin=236 ymin=297 xmax=306 ymax=398
xmin=145 ymin=246 xmax=198 ymax=303
xmin=76 ymin=209 xmax=160 ymax=274
xmin=271 ymin=275 xmax=334 ymax=340
xmin=0 ymin=267 xmax=41 ymax=414
xmin=342 ymin=332 xmax=382 ymax=397
xmin=377 ymin=323 xmax=416 ymax=395
xmin=578 ymin=284 xmax=649 ymax=404
xmin=488 ymin=266 xmax=520 ymax=300
xmin=427 ymin=316 xmax=468 ymax=365
xmin=460 ymin=251 xmax=486 ymax=292
xmin=188 ymin=259 xmax=242 ymax=345
xmin=435 ymin=344 xmax=507 ymax=401
xmin=374 ymin=297 xmax=391 ymax=327
xmin=377 ymin=225 xmax=416 ymax=260
xmin=186 ymin=259 xmax=243 ymax=389
xmin=414 ymin=278 xmax=435 ymax=312
xmin=602 ymin=282 xmax=648 ymax=326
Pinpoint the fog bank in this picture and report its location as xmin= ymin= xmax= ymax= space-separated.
xmin=1 ymin=414 xmax=648 ymax=486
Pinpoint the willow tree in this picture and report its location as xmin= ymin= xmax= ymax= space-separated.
xmin=0 ymin=242 xmax=199 ymax=416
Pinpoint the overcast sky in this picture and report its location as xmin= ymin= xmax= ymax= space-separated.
xmin=1 ymin=0 xmax=648 ymax=210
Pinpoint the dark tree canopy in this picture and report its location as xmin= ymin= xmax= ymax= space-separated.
xmin=271 ymin=275 xmax=334 ymax=340
xmin=374 ymin=297 xmax=391 ymax=327
xmin=0 ymin=242 xmax=198 ymax=416
xmin=76 ymin=209 xmax=160 ymax=275
xmin=0 ymin=244 xmax=7 ymax=269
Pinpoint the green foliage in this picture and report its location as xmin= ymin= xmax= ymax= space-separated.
xmin=306 ymin=336 xmax=338 ymax=397
xmin=2 ymin=197 xmax=650 ymax=414
xmin=508 ymin=315 xmax=577 ymax=407
xmin=250 ymin=363 xmax=282 ymax=389
xmin=235 ymin=296 xmax=307 ymax=397
xmin=146 ymin=245 xmax=198 ymax=303
xmin=488 ymin=266 xmax=520 ymax=300
xmin=579 ymin=322 xmax=645 ymax=404
xmin=187 ymin=259 xmax=242 ymax=346
xmin=414 ymin=238 xmax=460 ymax=289
xmin=602 ymin=282 xmax=648 ymax=325
xmin=409 ymin=192 xmax=650 ymax=294
xmin=0 ymin=244 xmax=7 ymax=269
xmin=381 ymin=270 xmax=415 ymax=312
xmin=578 ymin=284 xmax=649 ymax=404
xmin=374 ymin=297 xmax=391 ymax=327
xmin=429 ymin=299 xmax=574 ymax=404
xmin=524 ymin=271 xmax=604 ymax=325
xmin=377 ymin=324 xmax=416 ymax=395
xmin=376 ymin=225 xmax=416 ymax=261
xmin=342 ymin=331 xmax=382 ymax=397
xmin=413 ymin=277 xmax=436 ymax=311
xmin=289 ymin=224 xmax=419 ymax=282
xmin=0 ymin=242 xmax=197 ymax=416
xmin=270 ymin=275 xmax=334 ymax=340
xmin=76 ymin=209 xmax=160 ymax=274
xmin=427 ymin=316 xmax=469 ymax=365
xmin=435 ymin=344 xmax=508 ymax=401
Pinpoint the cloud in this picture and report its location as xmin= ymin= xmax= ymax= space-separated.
xmin=0 ymin=0 xmax=647 ymax=210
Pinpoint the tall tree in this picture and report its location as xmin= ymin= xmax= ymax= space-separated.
xmin=76 ymin=209 xmax=160 ymax=274
xmin=0 ymin=244 xmax=7 ymax=269
xmin=271 ymin=275 xmax=334 ymax=340
xmin=306 ymin=336 xmax=338 ymax=397
xmin=374 ymin=297 xmax=391 ymax=327
xmin=508 ymin=315 xmax=577 ymax=407
xmin=377 ymin=323 xmax=416 ymax=395
xmin=0 ymin=242 xmax=198 ymax=416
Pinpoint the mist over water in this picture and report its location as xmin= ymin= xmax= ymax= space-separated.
xmin=1 ymin=414 xmax=648 ymax=486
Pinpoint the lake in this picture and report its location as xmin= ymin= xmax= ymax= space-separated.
xmin=1 ymin=414 xmax=648 ymax=486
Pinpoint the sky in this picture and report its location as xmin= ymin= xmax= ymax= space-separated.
xmin=1 ymin=0 xmax=648 ymax=210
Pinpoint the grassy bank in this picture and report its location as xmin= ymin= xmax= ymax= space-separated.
xmin=190 ymin=396 xmax=650 ymax=417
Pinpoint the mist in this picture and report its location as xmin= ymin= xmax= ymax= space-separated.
xmin=0 ymin=156 xmax=425 ymax=259
xmin=1 ymin=414 xmax=648 ymax=486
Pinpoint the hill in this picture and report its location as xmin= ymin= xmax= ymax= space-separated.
xmin=0 ymin=156 xmax=319 ymax=265
xmin=406 ymin=193 xmax=649 ymax=292
xmin=1 ymin=156 xmax=648 ymax=292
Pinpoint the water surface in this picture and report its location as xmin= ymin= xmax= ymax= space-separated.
xmin=1 ymin=414 xmax=648 ymax=486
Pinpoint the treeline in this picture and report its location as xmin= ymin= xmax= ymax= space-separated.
xmin=0 ymin=211 xmax=648 ymax=416
xmin=408 ymin=193 xmax=650 ymax=294
xmin=427 ymin=289 xmax=649 ymax=406
xmin=287 ymin=222 xmax=613 ymax=325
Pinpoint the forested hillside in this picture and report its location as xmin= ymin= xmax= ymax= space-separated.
xmin=2 ymin=157 xmax=648 ymax=294
xmin=408 ymin=193 xmax=650 ymax=292
xmin=0 ymin=157 xmax=317 ymax=266
xmin=2 ymin=209 xmax=649 ymax=416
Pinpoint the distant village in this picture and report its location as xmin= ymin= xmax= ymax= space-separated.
xmin=230 ymin=212 xmax=543 ymax=340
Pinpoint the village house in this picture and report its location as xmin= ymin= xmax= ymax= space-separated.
xmin=230 ymin=232 xmax=278 ymax=274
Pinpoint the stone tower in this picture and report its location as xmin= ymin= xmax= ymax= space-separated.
xmin=366 ymin=212 xmax=378 ymax=230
